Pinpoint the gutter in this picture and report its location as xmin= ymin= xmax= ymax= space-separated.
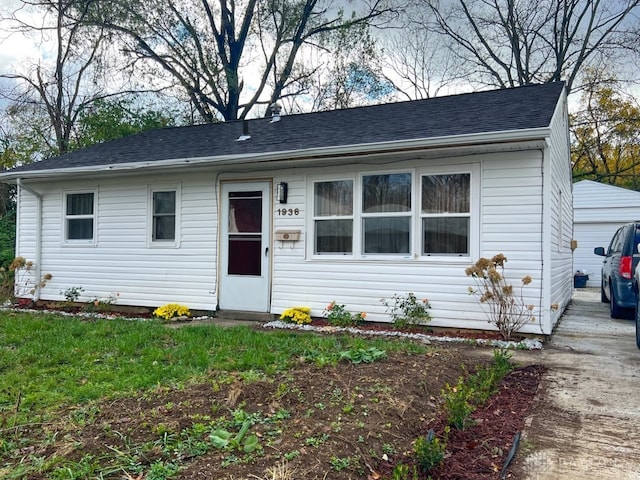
xmin=0 ymin=127 xmax=552 ymax=181
xmin=15 ymin=178 xmax=43 ymax=301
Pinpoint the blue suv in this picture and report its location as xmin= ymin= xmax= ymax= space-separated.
xmin=594 ymin=222 xmax=640 ymax=319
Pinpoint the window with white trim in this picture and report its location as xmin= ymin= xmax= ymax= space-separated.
xmin=64 ymin=192 xmax=95 ymax=242
xmin=310 ymin=166 xmax=475 ymax=259
xmin=421 ymin=173 xmax=470 ymax=255
xmin=148 ymin=185 xmax=180 ymax=246
xmin=313 ymin=180 xmax=353 ymax=254
xmin=362 ymin=173 xmax=412 ymax=254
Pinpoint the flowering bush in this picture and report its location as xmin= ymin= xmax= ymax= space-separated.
xmin=280 ymin=306 xmax=312 ymax=325
xmin=381 ymin=292 xmax=432 ymax=328
xmin=8 ymin=256 xmax=52 ymax=299
xmin=465 ymin=253 xmax=534 ymax=340
xmin=323 ymin=301 xmax=366 ymax=327
xmin=153 ymin=303 xmax=191 ymax=321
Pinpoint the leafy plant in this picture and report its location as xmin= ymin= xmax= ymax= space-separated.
xmin=381 ymin=292 xmax=432 ymax=328
xmin=153 ymin=303 xmax=191 ymax=321
xmin=413 ymin=428 xmax=447 ymax=473
xmin=61 ymin=286 xmax=84 ymax=304
xmin=442 ymin=377 xmax=475 ymax=430
xmin=465 ymin=253 xmax=535 ymax=340
xmin=209 ymin=419 xmax=260 ymax=453
xmin=323 ymin=301 xmax=366 ymax=327
xmin=442 ymin=349 xmax=514 ymax=430
xmin=339 ymin=347 xmax=386 ymax=364
xmin=391 ymin=462 xmax=419 ymax=480
xmin=84 ymin=292 xmax=120 ymax=313
xmin=330 ymin=456 xmax=355 ymax=471
xmin=280 ymin=306 xmax=312 ymax=324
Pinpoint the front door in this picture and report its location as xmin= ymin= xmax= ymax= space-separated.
xmin=219 ymin=181 xmax=271 ymax=311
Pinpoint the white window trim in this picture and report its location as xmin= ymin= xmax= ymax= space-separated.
xmin=310 ymin=176 xmax=356 ymax=258
xmin=307 ymin=163 xmax=480 ymax=261
xmin=359 ymin=170 xmax=414 ymax=260
xmin=62 ymin=189 xmax=97 ymax=246
xmin=147 ymin=183 xmax=181 ymax=248
xmin=417 ymin=166 xmax=478 ymax=260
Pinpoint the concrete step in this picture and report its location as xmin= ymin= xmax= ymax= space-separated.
xmin=215 ymin=310 xmax=277 ymax=323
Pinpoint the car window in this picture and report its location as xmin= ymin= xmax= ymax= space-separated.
xmin=609 ymin=227 xmax=625 ymax=254
xmin=634 ymin=227 xmax=640 ymax=255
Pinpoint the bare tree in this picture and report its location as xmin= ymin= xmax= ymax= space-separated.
xmin=0 ymin=0 xmax=119 ymax=156
xmin=380 ymin=7 xmax=462 ymax=100
xmin=78 ymin=0 xmax=396 ymax=122
xmin=422 ymin=0 xmax=640 ymax=93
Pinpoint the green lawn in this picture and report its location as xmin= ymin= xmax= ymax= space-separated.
xmin=0 ymin=311 xmax=424 ymax=425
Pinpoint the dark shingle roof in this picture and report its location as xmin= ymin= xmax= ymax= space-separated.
xmin=6 ymin=82 xmax=565 ymax=174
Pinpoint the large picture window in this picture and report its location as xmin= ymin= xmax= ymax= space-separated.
xmin=310 ymin=167 xmax=474 ymax=259
xmin=313 ymin=180 xmax=353 ymax=254
xmin=421 ymin=174 xmax=470 ymax=255
xmin=65 ymin=192 xmax=95 ymax=242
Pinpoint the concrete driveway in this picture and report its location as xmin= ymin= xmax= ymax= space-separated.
xmin=516 ymin=288 xmax=640 ymax=479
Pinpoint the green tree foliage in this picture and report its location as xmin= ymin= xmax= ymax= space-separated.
xmin=71 ymin=98 xmax=174 ymax=150
xmin=571 ymin=73 xmax=640 ymax=189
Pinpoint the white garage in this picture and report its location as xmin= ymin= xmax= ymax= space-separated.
xmin=573 ymin=180 xmax=640 ymax=287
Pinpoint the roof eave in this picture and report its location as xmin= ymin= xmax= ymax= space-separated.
xmin=1 ymin=127 xmax=552 ymax=182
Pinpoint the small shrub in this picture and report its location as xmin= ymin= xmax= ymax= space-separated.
xmin=280 ymin=306 xmax=312 ymax=324
xmin=414 ymin=428 xmax=447 ymax=473
xmin=61 ymin=286 xmax=84 ymax=303
xmin=465 ymin=253 xmax=534 ymax=340
xmin=323 ymin=301 xmax=366 ymax=327
xmin=381 ymin=292 xmax=432 ymax=328
xmin=153 ymin=303 xmax=191 ymax=321
xmin=442 ymin=377 xmax=475 ymax=430
xmin=84 ymin=292 xmax=119 ymax=313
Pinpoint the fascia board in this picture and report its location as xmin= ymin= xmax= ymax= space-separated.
xmin=0 ymin=127 xmax=552 ymax=182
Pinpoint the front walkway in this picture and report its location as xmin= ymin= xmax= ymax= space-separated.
xmin=517 ymin=288 xmax=640 ymax=479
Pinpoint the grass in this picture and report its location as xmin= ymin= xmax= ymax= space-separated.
xmin=0 ymin=311 xmax=426 ymax=427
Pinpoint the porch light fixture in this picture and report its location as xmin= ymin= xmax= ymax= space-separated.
xmin=276 ymin=182 xmax=288 ymax=204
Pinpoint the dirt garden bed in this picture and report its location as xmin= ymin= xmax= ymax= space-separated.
xmin=3 ymin=342 xmax=544 ymax=480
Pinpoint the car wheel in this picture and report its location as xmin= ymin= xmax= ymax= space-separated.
xmin=636 ymin=300 xmax=640 ymax=349
xmin=610 ymin=286 xmax=623 ymax=319
xmin=601 ymin=281 xmax=609 ymax=303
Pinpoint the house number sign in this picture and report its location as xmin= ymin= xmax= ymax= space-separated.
xmin=277 ymin=208 xmax=300 ymax=216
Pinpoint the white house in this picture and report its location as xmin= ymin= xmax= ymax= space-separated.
xmin=573 ymin=180 xmax=640 ymax=287
xmin=0 ymin=82 xmax=573 ymax=335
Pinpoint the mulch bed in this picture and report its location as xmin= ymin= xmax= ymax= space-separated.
xmin=375 ymin=364 xmax=545 ymax=480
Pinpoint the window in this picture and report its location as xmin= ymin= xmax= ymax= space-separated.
xmin=310 ymin=167 xmax=475 ymax=259
xmin=149 ymin=185 xmax=180 ymax=246
xmin=65 ymin=192 xmax=95 ymax=242
xmin=313 ymin=180 xmax=353 ymax=254
xmin=153 ymin=191 xmax=176 ymax=240
xmin=362 ymin=173 xmax=411 ymax=254
xmin=421 ymin=174 xmax=470 ymax=255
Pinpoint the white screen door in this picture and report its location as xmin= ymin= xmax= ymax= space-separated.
xmin=219 ymin=181 xmax=271 ymax=311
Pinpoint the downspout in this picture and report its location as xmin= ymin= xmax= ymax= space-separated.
xmin=15 ymin=178 xmax=43 ymax=301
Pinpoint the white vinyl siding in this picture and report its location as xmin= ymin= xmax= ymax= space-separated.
xmin=19 ymin=174 xmax=217 ymax=310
